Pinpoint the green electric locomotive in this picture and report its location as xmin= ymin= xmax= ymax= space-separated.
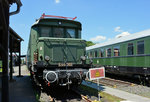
xmin=27 ymin=14 xmax=90 ymax=87
xmin=86 ymin=29 xmax=150 ymax=84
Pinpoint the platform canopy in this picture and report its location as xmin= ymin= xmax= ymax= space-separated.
xmin=9 ymin=27 xmax=24 ymax=53
xmin=9 ymin=27 xmax=24 ymax=81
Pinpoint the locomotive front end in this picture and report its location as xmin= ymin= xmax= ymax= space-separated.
xmin=37 ymin=38 xmax=88 ymax=86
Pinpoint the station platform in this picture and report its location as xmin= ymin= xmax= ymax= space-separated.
xmin=82 ymin=81 xmax=150 ymax=102
xmin=0 ymin=65 xmax=37 ymax=102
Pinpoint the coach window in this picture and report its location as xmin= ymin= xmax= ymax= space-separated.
xmin=137 ymin=41 xmax=144 ymax=54
xmin=41 ymin=27 xmax=51 ymax=37
xmin=99 ymin=49 xmax=104 ymax=57
xmin=128 ymin=43 xmax=134 ymax=55
xmin=94 ymin=50 xmax=98 ymax=58
xmin=107 ymin=48 xmax=111 ymax=57
xmin=90 ymin=51 xmax=92 ymax=58
xmin=114 ymin=46 xmax=120 ymax=56
xmin=66 ymin=29 xmax=75 ymax=38
xmin=53 ymin=27 xmax=64 ymax=38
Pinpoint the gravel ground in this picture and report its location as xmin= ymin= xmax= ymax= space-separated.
xmin=13 ymin=65 xmax=30 ymax=76
xmin=98 ymin=77 xmax=150 ymax=98
xmin=118 ymin=85 xmax=150 ymax=98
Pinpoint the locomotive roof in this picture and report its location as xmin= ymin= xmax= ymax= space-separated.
xmin=86 ymin=29 xmax=150 ymax=50
xmin=32 ymin=18 xmax=81 ymax=27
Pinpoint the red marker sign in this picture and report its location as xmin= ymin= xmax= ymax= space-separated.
xmin=89 ymin=67 xmax=105 ymax=80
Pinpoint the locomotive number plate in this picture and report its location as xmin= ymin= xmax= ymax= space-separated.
xmin=58 ymin=63 xmax=73 ymax=67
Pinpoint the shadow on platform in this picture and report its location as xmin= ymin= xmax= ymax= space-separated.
xmin=9 ymin=75 xmax=37 ymax=102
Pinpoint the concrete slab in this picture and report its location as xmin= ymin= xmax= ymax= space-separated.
xmin=82 ymin=81 xmax=150 ymax=102
xmin=9 ymin=65 xmax=37 ymax=102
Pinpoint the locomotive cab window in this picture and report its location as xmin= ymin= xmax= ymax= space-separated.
xmin=53 ymin=27 xmax=64 ymax=38
xmin=66 ymin=28 xmax=75 ymax=38
xmin=41 ymin=27 xmax=52 ymax=37
xmin=78 ymin=30 xmax=81 ymax=38
xmin=137 ymin=41 xmax=144 ymax=54
xmin=128 ymin=43 xmax=134 ymax=55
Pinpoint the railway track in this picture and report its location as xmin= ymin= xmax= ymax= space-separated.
xmin=71 ymin=88 xmax=93 ymax=102
xmin=37 ymin=86 xmax=93 ymax=102
xmin=35 ymin=76 xmax=136 ymax=102
xmin=49 ymin=95 xmax=54 ymax=102
xmin=102 ymin=77 xmax=135 ymax=87
xmin=32 ymin=78 xmax=93 ymax=102
xmin=87 ymin=77 xmax=136 ymax=88
xmin=39 ymin=77 xmax=149 ymax=102
xmin=34 ymin=76 xmax=139 ymax=102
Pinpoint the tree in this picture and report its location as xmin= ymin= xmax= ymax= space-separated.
xmin=86 ymin=41 xmax=96 ymax=47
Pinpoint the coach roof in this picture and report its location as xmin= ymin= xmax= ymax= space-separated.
xmin=86 ymin=29 xmax=150 ymax=50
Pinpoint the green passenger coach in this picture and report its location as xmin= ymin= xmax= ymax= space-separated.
xmin=27 ymin=14 xmax=90 ymax=88
xmin=86 ymin=29 xmax=150 ymax=83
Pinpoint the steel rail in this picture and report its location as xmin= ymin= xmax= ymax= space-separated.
xmin=91 ymin=77 xmax=136 ymax=88
xmin=102 ymin=77 xmax=135 ymax=86
xmin=71 ymin=88 xmax=92 ymax=102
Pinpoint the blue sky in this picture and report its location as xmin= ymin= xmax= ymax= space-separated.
xmin=10 ymin=0 xmax=150 ymax=55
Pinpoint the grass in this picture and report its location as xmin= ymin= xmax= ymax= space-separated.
xmin=79 ymin=84 xmax=124 ymax=102
xmin=0 ymin=68 xmax=2 ymax=72
xmin=100 ymin=92 xmax=123 ymax=102
xmin=0 ymin=61 xmax=2 ymax=72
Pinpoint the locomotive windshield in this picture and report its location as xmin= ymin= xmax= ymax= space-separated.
xmin=66 ymin=28 xmax=75 ymax=38
xmin=41 ymin=27 xmax=52 ymax=37
xmin=40 ymin=26 xmax=81 ymax=38
xmin=53 ymin=27 xmax=64 ymax=38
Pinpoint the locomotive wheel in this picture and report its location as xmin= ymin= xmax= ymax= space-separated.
xmin=147 ymin=76 xmax=150 ymax=86
xmin=148 ymin=80 xmax=150 ymax=86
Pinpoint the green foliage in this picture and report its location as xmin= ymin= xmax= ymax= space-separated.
xmin=86 ymin=41 xmax=95 ymax=47
xmin=0 ymin=61 xmax=2 ymax=72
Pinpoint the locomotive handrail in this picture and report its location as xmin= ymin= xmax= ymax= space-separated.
xmin=40 ymin=13 xmax=77 ymax=20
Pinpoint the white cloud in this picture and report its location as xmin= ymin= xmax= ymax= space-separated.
xmin=107 ymin=38 xmax=112 ymax=41
xmin=55 ymin=0 xmax=60 ymax=3
xmin=115 ymin=32 xmax=130 ymax=38
xmin=114 ymin=26 xmax=131 ymax=38
xmin=114 ymin=26 xmax=123 ymax=32
xmin=90 ymin=35 xmax=106 ymax=42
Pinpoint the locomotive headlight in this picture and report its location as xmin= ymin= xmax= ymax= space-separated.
xmin=80 ymin=56 xmax=86 ymax=61
xmin=45 ymin=56 xmax=50 ymax=61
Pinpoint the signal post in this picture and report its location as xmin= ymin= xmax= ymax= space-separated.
xmin=89 ymin=67 xmax=105 ymax=101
